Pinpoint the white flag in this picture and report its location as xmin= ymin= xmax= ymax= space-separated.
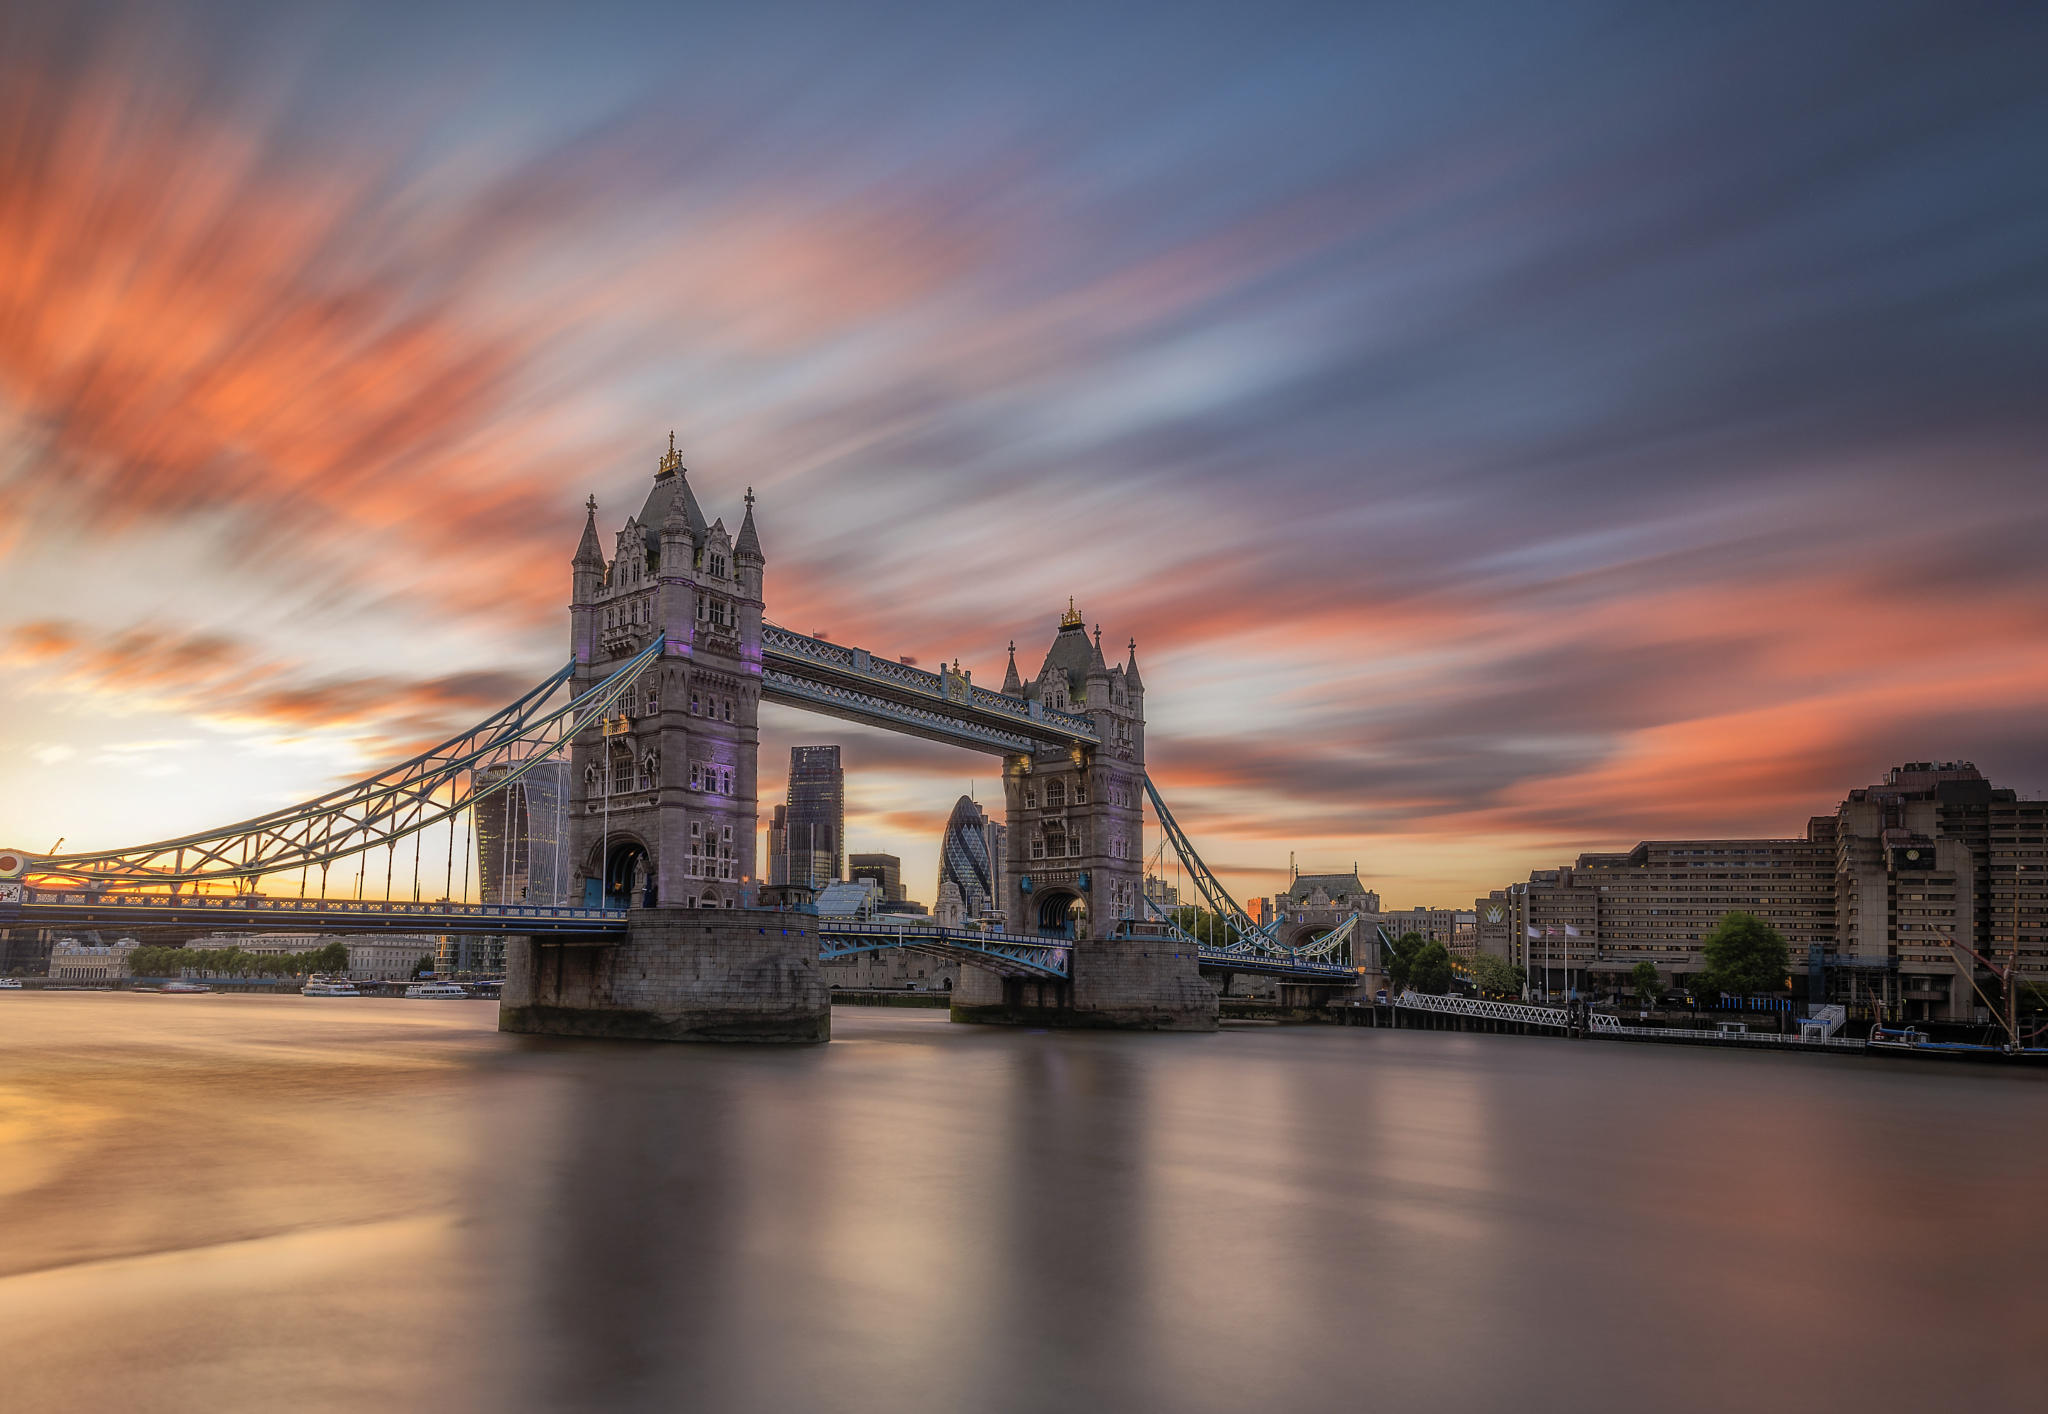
xmin=1564 ymin=925 xmax=1581 ymax=937
xmin=1526 ymin=926 xmax=1539 ymax=938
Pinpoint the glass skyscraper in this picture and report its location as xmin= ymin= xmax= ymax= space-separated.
xmin=783 ymin=745 xmax=844 ymax=889
xmin=938 ymin=795 xmax=1005 ymax=922
xmin=474 ymin=757 xmax=571 ymax=906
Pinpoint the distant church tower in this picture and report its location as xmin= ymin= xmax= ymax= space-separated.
xmin=566 ymin=436 xmax=764 ymax=909
xmin=1002 ymin=602 xmax=1147 ymax=937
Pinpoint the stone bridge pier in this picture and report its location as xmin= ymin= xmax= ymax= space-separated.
xmin=501 ymin=908 xmax=827 ymax=1043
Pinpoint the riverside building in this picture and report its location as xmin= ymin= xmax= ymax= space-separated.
xmin=1496 ymin=761 xmax=2045 ymax=1021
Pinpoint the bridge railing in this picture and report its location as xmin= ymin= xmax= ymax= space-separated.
xmin=762 ymin=669 xmax=1043 ymax=755
xmin=762 ymin=623 xmax=1097 ymax=740
xmin=1394 ymin=990 xmax=1624 ymax=1033
xmin=816 ymin=918 xmax=1073 ymax=978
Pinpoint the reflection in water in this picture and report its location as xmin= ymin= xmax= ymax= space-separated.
xmin=4 ymin=997 xmax=2047 ymax=1413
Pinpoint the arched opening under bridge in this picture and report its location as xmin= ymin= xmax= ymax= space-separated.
xmin=1036 ymin=888 xmax=1083 ymax=939
xmin=604 ymin=841 xmax=651 ymax=909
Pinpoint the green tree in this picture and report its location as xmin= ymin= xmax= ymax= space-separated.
xmin=1465 ymin=951 xmax=1523 ymax=999
xmin=1408 ymin=941 xmax=1453 ymax=995
xmin=411 ymin=954 xmax=436 ymax=979
xmin=308 ymin=942 xmax=350 ymax=974
xmin=1631 ymin=961 xmax=1662 ymax=1008
xmin=1383 ymin=931 xmax=1430 ymax=990
xmin=1168 ymin=906 xmax=1231 ymax=947
xmin=1694 ymin=912 xmax=1790 ymax=999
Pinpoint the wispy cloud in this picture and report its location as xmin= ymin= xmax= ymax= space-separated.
xmin=3 ymin=0 xmax=2047 ymax=902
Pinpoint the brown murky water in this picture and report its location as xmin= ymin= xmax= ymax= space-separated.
xmin=3 ymin=994 xmax=2044 ymax=1413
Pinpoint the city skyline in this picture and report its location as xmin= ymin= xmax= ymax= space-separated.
xmin=4 ymin=1 xmax=2048 ymax=911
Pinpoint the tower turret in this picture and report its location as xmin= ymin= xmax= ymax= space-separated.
xmin=571 ymin=494 xmax=604 ymax=665
xmin=1085 ymin=624 xmax=1111 ymax=711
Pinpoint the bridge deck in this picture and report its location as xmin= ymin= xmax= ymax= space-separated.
xmin=5 ymin=890 xmax=1361 ymax=982
xmin=4 ymin=889 xmax=625 ymax=936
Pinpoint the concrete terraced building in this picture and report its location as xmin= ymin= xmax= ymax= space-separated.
xmin=1497 ymin=761 xmax=2048 ymax=1021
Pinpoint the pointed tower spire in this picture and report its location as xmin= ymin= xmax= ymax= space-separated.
xmin=574 ymin=494 xmax=604 ymax=567
xmin=1124 ymin=637 xmax=1143 ymax=690
xmin=1089 ymin=624 xmax=1108 ymax=674
xmin=735 ymin=485 xmax=763 ymax=562
xmin=1002 ymin=639 xmax=1021 ymax=695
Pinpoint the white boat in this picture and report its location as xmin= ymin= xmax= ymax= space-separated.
xmin=303 ymin=976 xmax=361 ymax=997
xmin=404 ymin=981 xmax=470 ymax=999
xmin=0 ymin=977 xmax=22 ymax=989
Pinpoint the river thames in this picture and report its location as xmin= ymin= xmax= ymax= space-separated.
xmin=3 ymin=995 xmax=2044 ymax=1413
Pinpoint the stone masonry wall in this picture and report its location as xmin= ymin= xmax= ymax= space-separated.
xmin=502 ymin=907 xmax=826 ymax=1042
xmin=951 ymin=929 xmax=1216 ymax=1031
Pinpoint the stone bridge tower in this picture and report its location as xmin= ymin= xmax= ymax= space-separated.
xmin=1000 ymin=603 xmax=1147 ymax=938
xmin=955 ymin=604 xmax=1213 ymax=1029
xmin=564 ymin=438 xmax=764 ymax=911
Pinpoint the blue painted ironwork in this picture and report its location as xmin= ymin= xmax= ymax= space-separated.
xmin=22 ymin=639 xmax=667 ymax=893
xmin=1140 ymin=776 xmax=1273 ymax=946
xmin=7 ymin=886 xmax=626 ymax=936
xmin=816 ymin=919 xmax=1071 ymax=978
xmin=1192 ymin=943 xmax=1357 ymax=980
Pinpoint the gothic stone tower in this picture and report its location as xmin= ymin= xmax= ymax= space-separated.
xmin=503 ymin=439 xmax=822 ymax=1044
xmin=953 ymin=604 xmax=1214 ymax=1029
xmin=1002 ymin=603 xmax=1147 ymax=937
xmin=564 ymin=440 xmax=764 ymax=909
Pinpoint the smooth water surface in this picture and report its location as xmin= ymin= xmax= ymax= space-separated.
xmin=3 ymin=995 xmax=2043 ymax=1413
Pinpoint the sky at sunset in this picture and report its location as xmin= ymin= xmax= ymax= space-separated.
xmin=3 ymin=0 xmax=2046 ymax=910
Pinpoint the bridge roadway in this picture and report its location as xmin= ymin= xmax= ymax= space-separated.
xmin=2 ymin=888 xmax=1359 ymax=983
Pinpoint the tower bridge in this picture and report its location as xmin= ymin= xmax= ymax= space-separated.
xmin=0 ymin=440 xmax=1371 ymax=1038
